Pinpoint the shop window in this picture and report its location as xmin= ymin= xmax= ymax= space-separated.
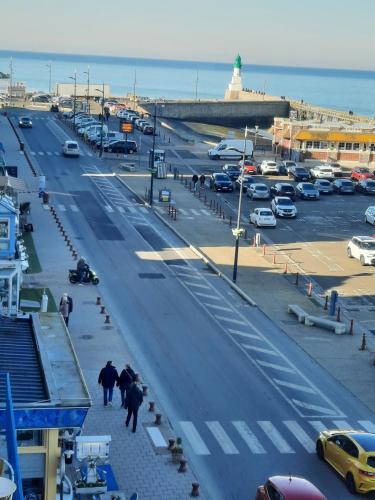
xmin=370 ymin=144 xmax=375 ymax=152
xmin=353 ymin=143 xmax=360 ymax=150
xmin=17 ymin=429 xmax=43 ymax=447
xmin=339 ymin=142 xmax=345 ymax=150
xmin=313 ymin=141 xmax=320 ymax=149
xmin=345 ymin=143 xmax=352 ymax=150
xmin=306 ymin=141 xmax=313 ymax=149
xmin=320 ymin=142 xmax=328 ymax=149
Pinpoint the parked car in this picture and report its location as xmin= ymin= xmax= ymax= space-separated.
xmin=50 ymin=103 xmax=59 ymax=112
xmin=260 ymin=160 xmax=279 ymax=175
xmin=222 ymin=164 xmax=241 ymax=180
xmin=256 ymin=475 xmax=327 ymax=500
xmin=279 ymin=160 xmax=297 ymax=175
xmin=365 ymin=206 xmax=375 ymax=225
xmin=356 ymin=179 xmax=375 ymax=195
xmin=326 ymin=162 xmax=343 ymax=176
xmin=351 ymin=167 xmax=374 ymax=182
xmin=347 ymin=236 xmax=375 ymax=265
xmin=238 ymin=159 xmax=257 ymax=174
xmin=236 ymin=175 xmax=256 ymax=192
xmin=62 ymin=140 xmax=80 ymax=157
xmin=249 ymin=208 xmax=276 ymax=227
xmin=332 ymin=179 xmax=355 ymax=194
xmin=209 ymin=173 xmax=233 ymax=192
xmin=270 ymin=182 xmax=296 ymax=200
xmin=19 ymin=116 xmax=32 ymax=128
xmin=313 ymin=179 xmax=333 ymax=194
xmin=309 ymin=165 xmax=335 ymax=180
xmin=289 ymin=166 xmax=310 ymax=182
xmin=316 ymin=429 xmax=375 ymax=493
xmin=104 ymin=140 xmax=137 ymax=154
xmin=247 ymin=183 xmax=270 ymax=200
xmin=296 ymin=182 xmax=320 ymax=200
xmin=271 ymin=196 xmax=297 ymax=218
xmin=143 ymin=125 xmax=155 ymax=135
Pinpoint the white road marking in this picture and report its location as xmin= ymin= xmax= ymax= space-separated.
xmin=273 ymin=379 xmax=316 ymax=394
xmin=117 ymin=206 xmax=125 ymax=213
xmin=292 ymin=400 xmax=337 ymax=417
xmin=332 ymin=420 xmax=352 ymax=429
xmin=54 ymin=152 xmax=60 ymax=156
xmin=204 ymin=303 xmax=233 ymax=312
xmin=177 ymin=272 xmax=201 ymax=279
xmin=214 ymin=315 xmax=247 ymax=325
xmin=283 ymin=420 xmax=315 ymax=453
xmin=46 ymin=151 xmax=52 ymax=156
xmin=146 ymin=427 xmax=167 ymax=448
xmin=194 ymin=292 xmax=221 ymax=300
xmin=309 ymin=421 xmax=327 ymax=434
xmin=178 ymin=208 xmax=188 ymax=215
xmin=127 ymin=206 xmax=137 ymax=213
xmin=190 ymin=209 xmax=201 ymax=216
xmin=30 ymin=151 xmax=36 ymax=155
xmin=232 ymin=421 xmax=266 ymax=454
xmin=256 ymin=360 xmax=295 ymax=373
xmin=70 ymin=205 xmax=79 ymax=212
xmin=104 ymin=205 xmax=114 ymax=213
xmin=58 ymin=204 xmax=66 ymax=212
xmin=184 ymin=281 xmax=210 ymax=289
xmin=86 ymin=151 xmax=93 ymax=157
xmin=139 ymin=207 xmax=148 ymax=213
xmin=358 ymin=421 xmax=375 ymax=432
xmin=38 ymin=151 xmax=44 ymax=156
xmin=206 ymin=421 xmax=239 ymax=454
xmin=242 ymin=345 xmax=279 ymax=356
xmin=228 ymin=329 xmax=261 ymax=340
xmin=258 ymin=421 xmax=295 ymax=454
xmin=201 ymin=209 xmax=211 ymax=216
xmin=179 ymin=422 xmax=210 ymax=455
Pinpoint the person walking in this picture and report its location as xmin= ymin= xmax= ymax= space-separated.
xmin=199 ymin=174 xmax=206 ymax=187
xmin=98 ymin=361 xmax=119 ymax=407
xmin=59 ymin=293 xmax=71 ymax=326
xmin=118 ymin=363 xmax=135 ymax=408
xmin=125 ymin=374 xmax=143 ymax=433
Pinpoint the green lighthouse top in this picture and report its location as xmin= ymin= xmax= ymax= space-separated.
xmin=234 ymin=54 xmax=242 ymax=69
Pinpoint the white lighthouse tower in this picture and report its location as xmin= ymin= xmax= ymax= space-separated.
xmin=225 ymin=54 xmax=243 ymax=99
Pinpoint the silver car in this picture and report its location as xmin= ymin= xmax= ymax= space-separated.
xmin=313 ymin=179 xmax=333 ymax=194
xmin=247 ymin=183 xmax=270 ymax=199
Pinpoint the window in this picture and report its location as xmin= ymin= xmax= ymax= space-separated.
xmin=17 ymin=429 xmax=43 ymax=447
xmin=320 ymin=142 xmax=328 ymax=149
xmin=370 ymin=144 xmax=375 ymax=152
xmin=353 ymin=143 xmax=360 ymax=151
xmin=339 ymin=142 xmax=345 ymax=150
xmin=367 ymin=456 xmax=375 ymax=468
xmin=345 ymin=143 xmax=352 ymax=150
xmin=313 ymin=141 xmax=320 ymax=149
xmin=306 ymin=141 xmax=313 ymax=149
xmin=0 ymin=219 xmax=9 ymax=239
xmin=265 ymin=482 xmax=284 ymax=500
xmin=343 ymin=438 xmax=359 ymax=458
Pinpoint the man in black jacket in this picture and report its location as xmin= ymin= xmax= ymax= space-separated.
xmin=98 ymin=361 xmax=119 ymax=407
xmin=117 ymin=363 xmax=136 ymax=408
xmin=125 ymin=374 xmax=143 ymax=432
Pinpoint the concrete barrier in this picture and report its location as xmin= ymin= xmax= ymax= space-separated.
xmin=287 ymin=304 xmax=308 ymax=323
xmin=305 ymin=315 xmax=346 ymax=335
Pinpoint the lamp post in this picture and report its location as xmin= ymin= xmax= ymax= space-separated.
xmin=69 ymin=71 xmax=77 ymax=127
xmin=95 ymin=84 xmax=105 ymax=157
xmin=46 ymin=62 xmax=52 ymax=94
xmin=149 ymin=102 xmax=158 ymax=206
xmin=253 ymin=125 xmax=259 ymax=159
xmin=84 ymin=66 xmax=90 ymax=113
xmin=195 ymin=70 xmax=199 ymax=101
xmin=232 ymin=126 xmax=248 ymax=283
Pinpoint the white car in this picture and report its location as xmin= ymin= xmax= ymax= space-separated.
xmin=247 ymin=183 xmax=270 ymax=199
xmin=249 ymin=208 xmax=277 ymax=227
xmin=62 ymin=140 xmax=80 ymax=157
xmin=280 ymin=160 xmax=297 ymax=174
xmin=347 ymin=236 xmax=375 ymax=265
xmin=309 ymin=165 xmax=335 ymax=180
xmin=270 ymin=196 xmax=297 ymax=218
xmin=326 ymin=162 xmax=343 ymax=176
xmin=260 ymin=160 xmax=279 ymax=175
xmin=365 ymin=206 xmax=375 ymax=225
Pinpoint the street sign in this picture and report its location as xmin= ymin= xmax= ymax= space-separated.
xmin=119 ymin=119 xmax=133 ymax=134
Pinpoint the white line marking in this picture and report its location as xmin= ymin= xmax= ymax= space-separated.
xmin=283 ymin=421 xmax=315 ymax=453
xmin=127 ymin=206 xmax=137 ymax=213
xmin=169 ymin=264 xmax=191 ymax=270
xmin=177 ymin=272 xmax=201 ymax=279
xmin=358 ymin=421 xmax=375 ymax=432
xmin=292 ymin=400 xmax=337 ymax=417
xmin=117 ymin=206 xmax=125 ymax=213
xmin=258 ymin=421 xmax=295 ymax=454
xmin=70 ymin=205 xmax=79 ymax=212
xmin=228 ymin=329 xmax=261 ymax=340
xmin=195 ymin=292 xmax=221 ymax=300
xmin=86 ymin=151 xmax=93 ymax=157
xmin=190 ymin=209 xmax=201 ymax=216
xmin=206 ymin=421 xmax=239 ymax=454
xmin=46 ymin=151 xmax=52 ymax=156
xmin=178 ymin=208 xmax=188 ymax=215
xmin=214 ymin=315 xmax=247 ymax=325
xmin=139 ymin=207 xmax=148 ymax=213
xmin=242 ymin=345 xmax=278 ymax=355
xmin=232 ymin=421 xmax=266 ymax=454
xmin=38 ymin=151 xmax=44 ymax=156
xmin=146 ymin=427 xmax=167 ymax=447
xmin=201 ymin=209 xmax=211 ymax=216
xmin=184 ymin=281 xmax=210 ymax=289
xmin=104 ymin=205 xmax=114 ymax=213
xmin=332 ymin=420 xmax=352 ymax=429
xmin=204 ymin=303 xmax=233 ymax=312
xmin=54 ymin=152 xmax=60 ymax=156
xmin=58 ymin=204 xmax=66 ymax=212
xmin=273 ymin=379 xmax=316 ymax=394
xmin=309 ymin=421 xmax=327 ymax=433
xmin=30 ymin=151 xmax=36 ymax=155
xmin=256 ymin=360 xmax=296 ymax=373
xmin=179 ymin=422 xmax=210 ymax=455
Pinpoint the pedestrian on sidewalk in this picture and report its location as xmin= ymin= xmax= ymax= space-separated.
xmin=117 ymin=363 xmax=135 ymax=408
xmin=125 ymin=374 xmax=143 ymax=433
xmin=199 ymin=174 xmax=206 ymax=188
xmin=98 ymin=361 xmax=119 ymax=407
xmin=192 ymin=174 xmax=198 ymax=192
xmin=59 ymin=293 xmax=72 ymax=326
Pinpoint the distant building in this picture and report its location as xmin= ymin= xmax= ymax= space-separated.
xmin=8 ymin=83 xmax=26 ymax=100
xmin=273 ymin=117 xmax=375 ymax=165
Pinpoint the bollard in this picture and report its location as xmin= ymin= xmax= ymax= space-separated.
xmin=191 ymin=482 xmax=200 ymax=497
xmin=295 ymin=272 xmax=299 ymax=286
xmin=148 ymin=401 xmax=155 ymax=412
xmin=336 ymin=307 xmax=341 ymax=322
xmin=154 ymin=413 xmax=162 ymax=425
xmin=168 ymin=438 xmax=176 ymax=450
xmin=253 ymin=236 xmax=256 ymax=247
xmin=96 ymin=296 xmax=101 ymax=305
xmin=359 ymin=333 xmax=367 ymax=351
xmin=243 ymin=229 xmax=247 ymax=240
xmin=229 ymin=216 xmax=232 ymax=227
xmin=222 ymin=211 xmax=225 ymax=220
xmin=168 ymin=204 xmax=171 ymax=215
xmin=72 ymin=251 xmax=78 ymax=260
xmin=283 ymin=262 xmax=288 ymax=274
xmin=219 ymin=206 xmax=222 ymax=217
xmin=178 ymin=458 xmax=187 ymax=473
xmin=100 ymin=305 xmax=106 ymax=314
xmin=324 ymin=296 xmax=328 ymax=311
xmin=174 ymin=208 xmax=177 ymax=221
xmin=209 ymin=199 xmax=212 ymax=209
xmin=105 ymin=314 xmax=111 ymax=324
xmin=262 ymin=245 xmax=266 ymax=256
xmin=142 ymin=385 xmax=148 ymax=396
xmin=349 ymin=319 xmax=354 ymax=336
xmin=204 ymin=193 xmax=207 ymax=204
xmin=307 ymin=282 xmax=313 ymax=297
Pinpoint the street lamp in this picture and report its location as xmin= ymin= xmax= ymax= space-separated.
xmin=84 ymin=66 xmax=90 ymax=113
xmin=46 ymin=62 xmax=52 ymax=94
xmin=69 ymin=70 xmax=77 ymax=127
xmin=95 ymin=84 xmax=105 ymax=157
xmin=232 ymin=126 xmax=249 ymax=283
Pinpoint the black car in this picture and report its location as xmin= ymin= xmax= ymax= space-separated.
xmin=143 ymin=125 xmax=155 ymax=135
xmin=288 ymin=166 xmax=310 ymax=182
xmin=50 ymin=103 xmax=59 ymax=112
xmin=270 ymin=182 xmax=296 ymax=200
xmin=236 ymin=175 xmax=256 ymax=192
xmin=104 ymin=140 xmax=137 ymax=154
xmin=222 ymin=164 xmax=241 ymax=180
xmin=356 ymin=179 xmax=375 ymax=195
xmin=209 ymin=173 xmax=233 ymax=192
xmin=18 ymin=116 xmax=32 ymax=128
xmin=332 ymin=179 xmax=355 ymax=194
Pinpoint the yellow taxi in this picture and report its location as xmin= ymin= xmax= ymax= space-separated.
xmin=316 ymin=429 xmax=375 ymax=494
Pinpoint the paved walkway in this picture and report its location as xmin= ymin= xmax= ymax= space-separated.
xmin=0 ymin=113 xmax=203 ymax=500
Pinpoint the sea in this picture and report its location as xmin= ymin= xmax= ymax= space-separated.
xmin=1 ymin=50 xmax=375 ymax=117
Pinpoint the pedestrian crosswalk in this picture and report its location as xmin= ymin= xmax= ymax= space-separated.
xmin=30 ymin=150 xmax=94 ymax=157
xmin=177 ymin=418 xmax=375 ymax=457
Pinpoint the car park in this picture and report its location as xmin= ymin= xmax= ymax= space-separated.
xmin=256 ymin=475 xmax=327 ymax=500
xmin=296 ymin=182 xmax=320 ymax=200
xmin=332 ymin=178 xmax=355 ymax=194
xmin=270 ymin=182 xmax=296 ymax=200
xmin=209 ymin=173 xmax=233 ymax=192
xmin=247 ymin=183 xmax=270 ymax=200
xmin=356 ymin=179 xmax=375 ymax=195
xmin=309 ymin=165 xmax=335 ymax=180
xmin=271 ymin=196 xmax=297 ymax=218
xmin=249 ymin=208 xmax=276 ymax=227
xmin=289 ymin=166 xmax=310 ymax=182
xmin=236 ymin=175 xmax=256 ymax=192
xmin=222 ymin=164 xmax=241 ymax=180
xmin=351 ymin=167 xmax=374 ymax=182
xmin=365 ymin=207 xmax=375 ymax=225
xmin=62 ymin=140 xmax=80 ymax=157
xmin=238 ymin=159 xmax=257 ymax=174
xmin=260 ymin=160 xmax=279 ymax=175
xmin=347 ymin=236 xmax=375 ymax=265
xmin=313 ymin=179 xmax=333 ymax=194
xmin=278 ymin=160 xmax=297 ymax=175
xmin=316 ymin=429 xmax=375 ymax=493
xmin=19 ymin=116 xmax=32 ymax=128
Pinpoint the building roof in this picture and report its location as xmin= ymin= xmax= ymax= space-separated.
xmin=295 ymin=130 xmax=375 ymax=142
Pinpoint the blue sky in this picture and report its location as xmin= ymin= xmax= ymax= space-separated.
xmin=1 ymin=0 xmax=374 ymax=70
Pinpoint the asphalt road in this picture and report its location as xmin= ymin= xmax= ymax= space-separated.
xmin=15 ymin=110 xmax=375 ymax=499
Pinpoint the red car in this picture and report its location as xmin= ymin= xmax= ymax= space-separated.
xmin=239 ymin=160 xmax=257 ymax=175
xmin=255 ymin=475 xmax=327 ymax=500
xmin=351 ymin=167 xmax=374 ymax=182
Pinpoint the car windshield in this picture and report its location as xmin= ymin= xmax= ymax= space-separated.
xmin=255 ymin=185 xmax=267 ymax=191
xmin=302 ymin=184 xmax=314 ymax=190
xmin=296 ymin=168 xmax=306 ymax=173
xmin=277 ymin=198 xmax=292 ymax=205
xmin=281 ymin=186 xmax=294 ymax=192
xmin=319 ymin=180 xmax=330 ymax=186
xmin=342 ymin=181 xmax=353 ymax=186
xmin=362 ymin=241 xmax=375 ymax=250
xmin=366 ymin=181 xmax=375 ymax=187
xmin=260 ymin=210 xmax=272 ymax=216
xmin=227 ymin=167 xmax=240 ymax=171
xmin=216 ymin=175 xmax=229 ymax=181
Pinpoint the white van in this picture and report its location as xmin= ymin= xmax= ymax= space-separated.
xmin=62 ymin=140 xmax=80 ymax=157
xmin=208 ymin=139 xmax=253 ymax=160
xmin=84 ymin=124 xmax=108 ymax=139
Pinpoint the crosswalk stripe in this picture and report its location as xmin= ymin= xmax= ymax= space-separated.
xmin=86 ymin=151 xmax=93 ymax=157
xmin=283 ymin=420 xmax=315 ymax=453
xmin=127 ymin=206 xmax=137 ymax=214
xmin=204 ymin=303 xmax=232 ymax=312
xmin=332 ymin=420 xmax=352 ymax=429
xmin=70 ymin=205 xmax=79 ymax=212
xmin=146 ymin=426 xmax=167 ymax=448
xmin=46 ymin=151 xmax=52 ymax=156
xmin=309 ymin=421 xmax=327 ymax=434
xmin=358 ymin=421 xmax=375 ymax=432
xmin=38 ymin=151 xmax=44 ymax=156
xmin=177 ymin=272 xmax=201 ymax=279
xmin=228 ymin=329 xmax=261 ymax=340
xmin=215 ymin=315 xmax=247 ymax=325
xmin=258 ymin=421 xmax=295 ymax=454
xmin=139 ymin=207 xmax=148 ymax=213
xmin=184 ymin=282 xmax=210 ymax=289
xmin=232 ymin=421 xmax=266 ymax=454
xmin=178 ymin=208 xmax=188 ymax=215
xmin=256 ymin=360 xmax=295 ymax=373
xmin=58 ymin=204 xmax=66 ymax=212
xmin=54 ymin=152 xmax=59 ymax=156
xmin=104 ymin=205 xmax=114 ymax=213
xmin=292 ymin=400 xmax=337 ymax=416
xmin=242 ymin=345 xmax=278 ymax=356
xmin=201 ymin=209 xmax=211 ymax=216
xmin=190 ymin=209 xmax=201 ymax=216
xmin=195 ymin=292 xmax=220 ymax=300
xmin=179 ymin=422 xmax=210 ymax=455
xmin=31 ymin=151 xmax=36 ymax=155
xmin=117 ymin=206 xmax=125 ymax=213
xmin=273 ymin=379 xmax=316 ymax=394
xmin=206 ymin=421 xmax=239 ymax=454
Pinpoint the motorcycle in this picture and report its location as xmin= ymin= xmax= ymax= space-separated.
xmin=68 ymin=268 xmax=99 ymax=285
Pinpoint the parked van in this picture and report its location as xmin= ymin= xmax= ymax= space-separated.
xmin=84 ymin=124 xmax=108 ymax=139
xmin=62 ymin=140 xmax=80 ymax=157
xmin=208 ymin=139 xmax=253 ymax=160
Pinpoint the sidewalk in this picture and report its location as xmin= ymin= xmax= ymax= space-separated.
xmin=0 ymin=114 xmax=204 ymax=499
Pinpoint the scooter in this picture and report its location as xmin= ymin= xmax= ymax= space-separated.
xmin=68 ymin=268 xmax=99 ymax=285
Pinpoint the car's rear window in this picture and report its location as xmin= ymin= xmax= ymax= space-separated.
xmin=256 ymin=185 xmax=267 ymax=191
xmin=260 ymin=210 xmax=272 ymax=216
xmin=68 ymin=143 xmax=78 ymax=149
xmin=295 ymin=168 xmax=307 ymax=173
xmin=319 ymin=181 xmax=330 ymax=185
xmin=367 ymin=181 xmax=375 ymax=187
xmin=216 ymin=175 xmax=229 ymax=181
xmin=342 ymin=181 xmax=353 ymax=186
xmin=303 ymin=184 xmax=314 ymax=190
